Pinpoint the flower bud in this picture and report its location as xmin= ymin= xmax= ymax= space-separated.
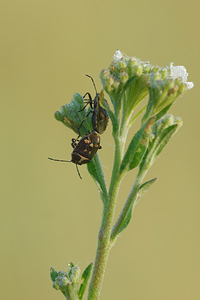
xmin=118 ymin=60 xmax=127 ymax=70
xmin=69 ymin=265 xmax=81 ymax=284
xmin=50 ymin=267 xmax=70 ymax=293
xmin=101 ymin=50 xmax=151 ymax=115
xmin=54 ymin=93 xmax=92 ymax=136
xmin=54 ymin=111 xmax=64 ymax=121
xmin=139 ymin=114 xmax=183 ymax=174
xmin=142 ymin=63 xmax=151 ymax=74
xmin=120 ymin=71 xmax=129 ymax=84
xmin=159 ymin=66 xmax=170 ymax=79
xmin=152 ymin=114 xmax=175 ymax=136
xmin=58 ymin=275 xmax=70 ymax=290
xmin=142 ymin=63 xmax=193 ymax=124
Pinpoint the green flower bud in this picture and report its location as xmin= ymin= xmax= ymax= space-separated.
xmin=100 ymin=70 xmax=114 ymax=93
xmin=100 ymin=50 xmax=150 ymax=117
xmin=50 ymin=268 xmax=71 ymax=294
xmin=134 ymin=64 xmax=143 ymax=76
xmin=54 ymin=93 xmax=92 ymax=136
xmin=139 ymin=114 xmax=183 ymax=174
xmin=150 ymin=72 xmax=162 ymax=81
xmin=159 ymin=66 xmax=170 ymax=79
xmin=54 ymin=111 xmax=64 ymax=122
xmin=53 ymin=282 xmax=60 ymax=290
xmin=142 ymin=65 xmax=192 ymax=125
xmin=69 ymin=265 xmax=81 ymax=284
xmin=118 ymin=60 xmax=127 ymax=70
xmin=151 ymin=114 xmax=175 ymax=137
xmin=142 ymin=62 xmax=151 ymax=74
xmin=178 ymin=82 xmax=188 ymax=95
xmin=57 ymin=275 xmax=70 ymax=290
xmin=120 ymin=71 xmax=129 ymax=84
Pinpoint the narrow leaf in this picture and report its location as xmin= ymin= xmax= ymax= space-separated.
xmin=113 ymin=178 xmax=157 ymax=236
xmin=50 ymin=267 xmax=58 ymax=282
xmin=154 ymin=124 xmax=180 ymax=157
xmin=139 ymin=118 xmax=182 ymax=173
xmin=78 ymin=263 xmax=93 ymax=300
xmin=87 ymin=154 xmax=108 ymax=201
xmin=120 ymin=117 xmax=155 ymax=174
xmin=155 ymin=103 xmax=172 ymax=121
xmin=115 ymin=201 xmax=135 ymax=235
xmin=135 ymin=177 xmax=157 ymax=204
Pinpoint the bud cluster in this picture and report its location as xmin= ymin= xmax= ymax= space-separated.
xmin=50 ymin=263 xmax=80 ymax=296
xmin=50 ymin=262 xmax=93 ymax=300
xmin=139 ymin=114 xmax=183 ymax=174
xmin=100 ymin=50 xmax=194 ymax=123
xmin=54 ymin=93 xmax=92 ymax=137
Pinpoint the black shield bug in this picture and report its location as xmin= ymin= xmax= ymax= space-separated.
xmin=48 ymin=130 xmax=101 ymax=179
xmin=49 ymin=75 xmax=108 ymax=179
xmin=77 ymin=75 xmax=109 ymax=136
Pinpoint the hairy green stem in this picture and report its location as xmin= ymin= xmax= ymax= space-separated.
xmin=87 ymin=129 xmax=126 ymax=299
xmin=111 ymin=169 xmax=147 ymax=241
xmin=87 ymin=103 xmax=134 ymax=299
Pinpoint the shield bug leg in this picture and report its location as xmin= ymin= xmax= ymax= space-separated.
xmin=77 ymin=109 xmax=93 ymax=137
xmin=79 ymin=92 xmax=94 ymax=112
xmin=48 ymin=157 xmax=82 ymax=179
xmin=78 ymin=75 xmax=109 ymax=135
xmin=76 ymin=164 xmax=82 ymax=180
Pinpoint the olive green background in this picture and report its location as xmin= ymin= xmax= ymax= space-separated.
xmin=1 ymin=0 xmax=199 ymax=299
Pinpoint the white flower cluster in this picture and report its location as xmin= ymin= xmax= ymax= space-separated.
xmin=112 ymin=50 xmax=194 ymax=90
xmin=170 ymin=62 xmax=194 ymax=90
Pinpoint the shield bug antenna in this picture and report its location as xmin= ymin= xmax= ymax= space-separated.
xmin=77 ymin=75 xmax=109 ymax=137
xmin=48 ymin=157 xmax=82 ymax=179
xmin=80 ymin=74 xmax=98 ymax=110
xmin=48 ymin=131 xmax=102 ymax=180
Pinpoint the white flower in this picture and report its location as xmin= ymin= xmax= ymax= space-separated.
xmin=170 ymin=63 xmax=194 ymax=90
xmin=112 ymin=50 xmax=123 ymax=62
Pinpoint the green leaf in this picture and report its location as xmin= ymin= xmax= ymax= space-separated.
xmin=120 ymin=127 xmax=144 ymax=174
xmin=139 ymin=116 xmax=182 ymax=173
xmin=135 ymin=177 xmax=157 ymax=204
xmin=154 ymin=124 xmax=179 ymax=157
xmin=155 ymin=103 xmax=172 ymax=121
xmin=87 ymin=154 xmax=108 ymax=202
xmin=120 ymin=117 xmax=155 ymax=174
xmin=107 ymin=104 xmax=119 ymax=134
xmin=115 ymin=201 xmax=135 ymax=235
xmin=113 ymin=178 xmax=157 ymax=236
xmin=78 ymin=263 xmax=93 ymax=300
xmin=50 ymin=267 xmax=58 ymax=282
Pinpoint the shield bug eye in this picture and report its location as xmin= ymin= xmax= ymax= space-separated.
xmin=77 ymin=75 xmax=109 ymax=136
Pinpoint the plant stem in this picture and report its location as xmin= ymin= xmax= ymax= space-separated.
xmin=111 ymin=169 xmax=147 ymax=241
xmin=87 ymin=103 xmax=132 ymax=300
xmin=87 ymin=132 xmax=125 ymax=300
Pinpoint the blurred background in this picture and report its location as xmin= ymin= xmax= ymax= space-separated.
xmin=1 ymin=0 xmax=199 ymax=299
